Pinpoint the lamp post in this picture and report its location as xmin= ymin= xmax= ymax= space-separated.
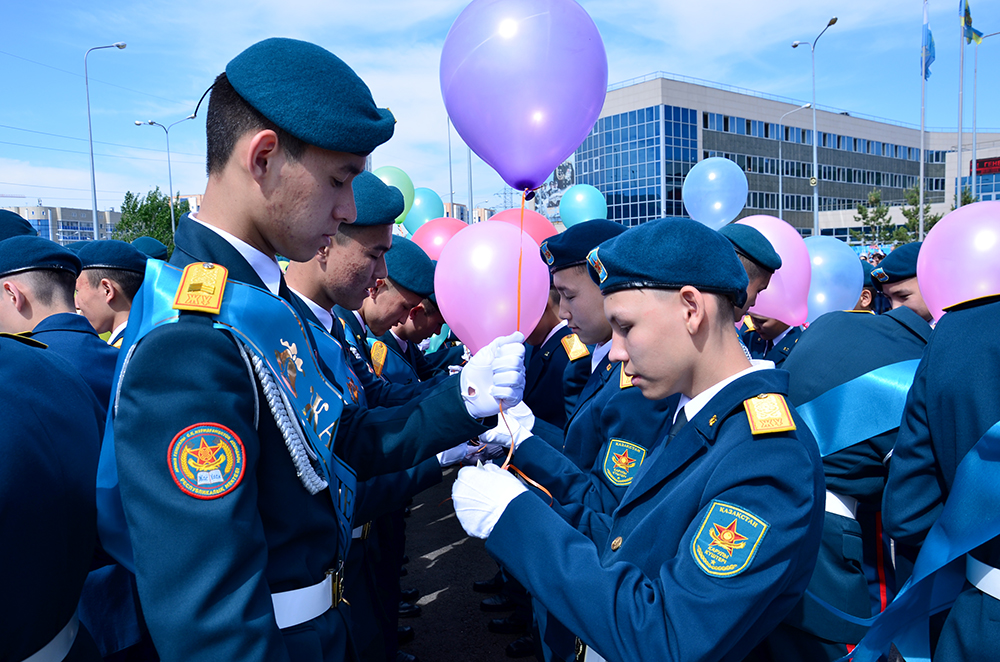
xmin=135 ymin=116 xmax=196 ymax=234
xmin=777 ymin=103 xmax=811 ymax=221
xmin=971 ymin=31 xmax=1000 ymax=201
xmin=85 ymin=42 xmax=126 ymax=240
xmin=793 ymin=16 xmax=837 ymax=237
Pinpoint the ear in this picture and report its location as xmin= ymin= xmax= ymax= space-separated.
xmin=101 ymin=278 xmax=116 ymax=304
xmin=316 ymin=244 xmax=330 ymax=267
xmin=860 ymin=288 xmax=873 ymax=308
xmin=408 ymin=304 xmax=422 ymax=321
xmin=678 ymin=286 xmax=708 ymax=335
xmin=245 ymin=129 xmax=281 ymax=187
xmin=4 ymin=281 xmax=28 ymax=313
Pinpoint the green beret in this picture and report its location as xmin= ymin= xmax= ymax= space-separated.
xmin=353 ymin=171 xmax=404 ymax=226
xmin=719 ymin=223 xmax=782 ymax=273
xmin=131 ymin=236 xmax=169 ymax=260
xmin=871 ymin=242 xmax=920 ymax=292
xmin=0 ymin=210 xmax=38 ymax=242
xmin=384 ymin=236 xmax=434 ymax=298
xmin=226 ymin=38 xmax=395 ymax=155
xmin=0 ymin=236 xmax=81 ymax=278
xmin=587 ymin=218 xmax=749 ymax=308
xmin=78 ymin=240 xmax=148 ymax=274
xmin=539 ymin=219 xmax=625 ymax=273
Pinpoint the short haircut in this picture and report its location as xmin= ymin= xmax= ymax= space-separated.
xmin=12 ymin=270 xmax=75 ymax=308
xmin=205 ymin=73 xmax=308 ymax=176
xmin=421 ymin=297 xmax=440 ymax=317
xmin=86 ymin=268 xmax=144 ymax=303
xmin=737 ymin=254 xmax=771 ymax=283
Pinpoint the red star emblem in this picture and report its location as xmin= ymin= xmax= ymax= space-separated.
xmin=612 ymin=449 xmax=636 ymax=471
xmin=708 ymin=519 xmax=749 ymax=557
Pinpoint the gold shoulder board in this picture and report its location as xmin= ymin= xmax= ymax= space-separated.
xmin=742 ymin=315 xmax=755 ymax=331
xmin=1 ymin=332 xmax=47 ymax=349
xmin=743 ymin=393 xmax=797 ymax=435
xmin=619 ymin=366 xmax=634 ymax=389
xmin=561 ymin=333 xmax=590 ymax=361
xmin=173 ymin=262 xmax=228 ymax=315
xmin=371 ymin=341 xmax=388 ymax=378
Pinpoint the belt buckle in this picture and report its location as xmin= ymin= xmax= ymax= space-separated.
xmin=326 ymin=560 xmax=345 ymax=606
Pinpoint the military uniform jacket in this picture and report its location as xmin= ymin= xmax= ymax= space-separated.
xmin=369 ymin=330 xmax=447 ymax=386
xmin=883 ymin=299 xmax=1000 ymax=659
xmin=522 ymin=326 xmax=585 ymax=430
xmin=487 ymin=369 xmax=825 ymax=662
xmin=113 ymin=216 xmax=491 ymax=662
xmin=741 ymin=325 xmax=802 ymax=367
xmin=29 ymin=311 xmax=118 ymax=413
xmin=1 ymin=336 xmax=105 ymax=662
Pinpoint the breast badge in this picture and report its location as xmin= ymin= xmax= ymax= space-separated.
xmin=603 ymin=438 xmax=646 ymax=486
xmin=691 ymin=500 xmax=769 ymax=577
xmin=169 ymin=423 xmax=246 ymax=499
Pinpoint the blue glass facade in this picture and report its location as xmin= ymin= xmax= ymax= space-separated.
xmin=575 ymin=104 xmax=698 ymax=226
xmin=962 ymin=173 xmax=999 ymax=201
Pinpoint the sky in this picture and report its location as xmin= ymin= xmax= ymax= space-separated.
xmin=2 ymin=0 xmax=999 ymax=215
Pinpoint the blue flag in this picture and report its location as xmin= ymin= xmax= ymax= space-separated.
xmin=962 ymin=0 xmax=984 ymax=45
xmin=923 ymin=2 xmax=935 ymax=80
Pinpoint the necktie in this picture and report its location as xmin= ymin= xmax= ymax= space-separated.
xmin=667 ymin=409 xmax=688 ymax=443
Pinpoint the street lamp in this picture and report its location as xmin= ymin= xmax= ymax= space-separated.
xmin=777 ymin=103 xmax=811 ymax=221
xmin=135 ymin=115 xmax=196 ymax=234
xmin=793 ymin=16 xmax=837 ymax=237
xmin=85 ymin=42 xmax=126 ymax=240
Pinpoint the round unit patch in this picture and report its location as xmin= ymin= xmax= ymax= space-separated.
xmin=168 ymin=423 xmax=245 ymax=499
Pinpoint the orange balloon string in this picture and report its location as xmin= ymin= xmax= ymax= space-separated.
xmin=498 ymin=401 xmax=554 ymax=506
xmin=516 ymin=189 xmax=527 ymax=333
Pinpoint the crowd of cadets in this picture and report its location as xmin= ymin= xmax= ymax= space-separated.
xmin=2 ymin=35 xmax=997 ymax=662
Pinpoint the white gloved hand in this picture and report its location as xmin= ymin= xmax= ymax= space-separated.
xmin=452 ymin=462 xmax=528 ymax=539
xmin=478 ymin=401 xmax=535 ymax=451
xmin=460 ymin=332 xmax=526 ymax=418
xmin=437 ymin=442 xmax=471 ymax=467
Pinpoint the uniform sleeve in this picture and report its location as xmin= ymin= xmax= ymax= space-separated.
xmin=882 ymin=357 xmax=946 ymax=546
xmin=487 ymin=432 xmax=822 ymax=662
xmin=512 ymin=437 xmax=621 ymax=516
xmin=114 ymin=318 xmax=290 ymax=662
xmin=353 ymin=458 xmax=442 ymax=524
xmin=349 ymin=349 xmax=427 ymax=407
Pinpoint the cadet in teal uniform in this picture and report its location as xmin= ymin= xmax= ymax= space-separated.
xmin=0 ymin=208 xmax=38 ymax=240
xmin=740 ymin=314 xmax=801 ymax=366
xmin=453 ymin=218 xmax=826 ymax=662
xmin=75 ymin=240 xmax=147 ymax=349
xmin=0 ymin=236 xmax=118 ymax=412
xmin=719 ymin=223 xmax=782 ymax=320
xmin=131 ymin=236 xmax=169 ymax=261
xmin=1 ymin=334 xmax=105 ymax=662
xmin=107 ymin=39 xmax=524 ymax=662
xmin=758 ymin=302 xmax=931 ymax=660
xmin=869 ymin=242 xmax=933 ymax=323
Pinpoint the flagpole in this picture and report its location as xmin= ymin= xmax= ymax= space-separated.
xmin=972 ymin=41 xmax=979 ymax=201
xmin=920 ymin=7 xmax=927 ymax=240
xmin=957 ymin=10 xmax=965 ymax=209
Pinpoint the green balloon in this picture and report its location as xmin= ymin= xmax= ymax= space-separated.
xmin=373 ymin=166 xmax=415 ymax=224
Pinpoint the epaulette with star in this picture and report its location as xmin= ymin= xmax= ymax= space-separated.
xmin=561 ymin=333 xmax=590 ymax=361
xmin=743 ymin=393 xmax=796 ymax=435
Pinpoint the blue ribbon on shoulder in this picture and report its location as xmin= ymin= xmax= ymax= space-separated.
xmin=840 ymin=418 xmax=1000 ymax=662
xmin=795 ymin=360 xmax=920 ymax=457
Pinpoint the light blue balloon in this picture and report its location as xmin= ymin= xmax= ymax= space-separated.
xmin=559 ymin=184 xmax=607 ymax=227
xmin=681 ymin=157 xmax=749 ymax=229
xmin=403 ymin=188 xmax=446 ymax=235
xmin=804 ymin=236 xmax=865 ymax=324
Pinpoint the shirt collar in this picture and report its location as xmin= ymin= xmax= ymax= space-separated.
xmin=108 ymin=321 xmax=128 ymax=346
xmin=675 ymin=360 xmax=775 ymax=424
xmin=770 ymin=325 xmax=794 ymax=348
xmin=390 ymin=329 xmax=408 ymax=354
xmin=289 ymin=287 xmax=333 ymax=333
xmin=188 ymin=212 xmax=282 ymax=295
xmin=590 ymin=339 xmax=612 ymax=373
xmin=353 ymin=310 xmax=369 ymax=336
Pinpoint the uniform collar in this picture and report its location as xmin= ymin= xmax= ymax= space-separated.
xmin=188 ymin=213 xmax=282 ymax=296
xmin=590 ymin=339 xmax=611 ymax=373
xmin=353 ymin=310 xmax=369 ymax=337
xmin=108 ymin=321 xmax=128 ymax=346
xmin=390 ymin=329 xmax=408 ymax=354
xmin=676 ymin=360 xmax=775 ymax=424
xmin=539 ymin=319 xmax=568 ymax=349
xmin=290 ymin=287 xmax=333 ymax=333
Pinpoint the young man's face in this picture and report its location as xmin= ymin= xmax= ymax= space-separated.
xmin=737 ymin=273 xmax=771 ymax=319
xmin=747 ymin=314 xmax=790 ymax=341
xmin=407 ymin=302 xmax=446 ymax=343
xmin=266 ymin=145 xmax=367 ymax=262
xmin=75 ymin=273 xmax=114 ymax=334
xmin=882 ymin=277 xmax=932 ymax=321
xmin=368 ymin=281 xmax=423 ymax=337
xmin=323 ymin=225 xmax=393 ymax=311
xmin=553 ymin=266 xmax=612 ymax=345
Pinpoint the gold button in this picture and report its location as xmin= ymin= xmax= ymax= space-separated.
xmin=611 ymin=536 xmax=622 ymax=551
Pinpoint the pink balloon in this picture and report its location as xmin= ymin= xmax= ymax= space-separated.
xmin=737 ymin=215 xmax=811 ymax=326
xmin=918 ymin=200 xmax=1000 ymax=321
xmin=434 ymin=221 xmax=549 ymax=354
xmin=489 ymin=208 xmax=558 ymax=247
xmin=411 ymin=217 xmax=467 ymax=260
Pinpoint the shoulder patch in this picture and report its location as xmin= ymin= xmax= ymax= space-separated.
xmin=561 ymin=333 xmax=590 ymax=361
xmin=173 ymin=262 xmax=228 ymax=315
xmin=619 ymin=366 xmax=634 ymax=389
xmin=602 ymin=438 xmax=646 ymax=486
xmin=169 ymin=423 xmax=245 ymax=500
xmin=743 ymin=393 xmax=797 ymax=435
xmin=371 ymin=341 xmax=388 ymax=378
xmin=691 ymin=500 xmax=769 ymax=577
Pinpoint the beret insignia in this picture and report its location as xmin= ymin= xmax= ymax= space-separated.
xmin=586 ymin=247 xmax=607 ymax=283
xmin=540 ymin=241 xmax=555 ymax=266
xmin=871 ymin=267 xmax=889 ymax=283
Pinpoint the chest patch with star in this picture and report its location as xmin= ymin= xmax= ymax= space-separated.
xmin=602 ymin=438 xmax=647 ymax=486
xmin=691 ymin=500 xmax=769 ymax=577
xmin=168 ymin=423 xmax=245 ymax=500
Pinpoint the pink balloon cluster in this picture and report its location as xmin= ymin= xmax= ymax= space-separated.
xmin=489 ymin=208 xmax=557 ymax=247
xmin=737 ymin=216 xmax=811 ymax=326
xmin=411 ymin=217 xmax=467 ymax=260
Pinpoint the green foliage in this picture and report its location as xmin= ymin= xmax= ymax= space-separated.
xmin=896 ymin=185 xmax=943 ymax=244
xmin=112 ymin=187 xmax=187 ymax=253
xmin=849 ymin=189 xmax=900 ymax=246
xmin=950 ymin=186 xmax=978 ymax=211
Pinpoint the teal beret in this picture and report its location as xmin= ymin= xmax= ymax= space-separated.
xmin=861 ymin=260 xmax=875 ymax=289
xmin=384 ymin=236 xmax=434 ymax=298
xmin=353 ymin=171 xmax=404 ymax=226
xmin=78 ymin=240 xmax=148 ymax=274
xmin=872 ymin=242 xmax=921 ymax=292
xmin=226 ymin=38 xmax=395 ymax=155
xmin=719 ymin=223 xmax=782 ymax=273
xmin=65 ymin=241 xmax=91 ymax=254
xmin=587 ymin=218 xmax=749 ymax=308
xmin=540 ymin=219 xmax=625 ymax=273
xmin=0 ymin=236 xmax=81 ymax=278
xmin=131 ymin=236 xmax=169 ymax=260
xmin=0 ymin=210 xmax=38 ymax=242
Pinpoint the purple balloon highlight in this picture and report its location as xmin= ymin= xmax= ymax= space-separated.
xmin=440 ymin=0 xmax=608 ymax=191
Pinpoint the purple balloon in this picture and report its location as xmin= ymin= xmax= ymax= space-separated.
xmin=440 ymin=0 xmax=608 ymax=191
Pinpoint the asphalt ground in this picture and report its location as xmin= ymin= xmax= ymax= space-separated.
xmin=399 ymin=467 xmax=519 ymax=662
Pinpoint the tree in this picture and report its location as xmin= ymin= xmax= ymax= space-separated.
xmin=849 ymin=189 xmax=898 ymax=246
xmin=950 ymin=186 xmax=978 ymax=211
xmin=896 ymin=184 xmax=943 ymax=244
xmin=113 ymin=187 xmax=187 ymax=254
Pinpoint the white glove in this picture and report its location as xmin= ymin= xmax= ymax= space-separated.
xmin=460 ymin=332 xmax=526 ymax=418
xmin=452 ymin=463 xmax=527 ymax=539
xmin=478 ymin=401 xmax=535 ymax=451
xmin=437 ymin=442 xmax=471 ymax=467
